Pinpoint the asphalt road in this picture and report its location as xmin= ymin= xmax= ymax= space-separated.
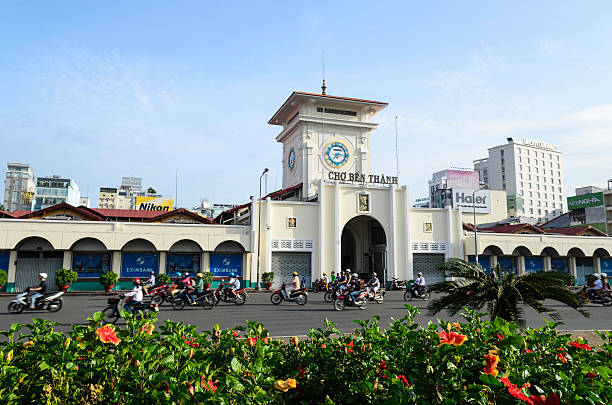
xmin=0 ymin=291 xmax=609 ymax=337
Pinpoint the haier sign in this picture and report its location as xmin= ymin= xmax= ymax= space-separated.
xmin=452 ymin=188 xmax=491 ymax=213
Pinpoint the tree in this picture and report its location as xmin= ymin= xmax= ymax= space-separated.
xmin=427 ymin=259 xmax=589 ymax=326
xmin=0 ymin=203 xmax=5 ymax=211
xmin=147 ymin=187 xmax=157 ymax=194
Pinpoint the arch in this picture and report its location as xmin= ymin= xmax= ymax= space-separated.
xmin=121 ymin=238 xmax=157 ymax=252
xmin=593 ymin=248 xmax=610 ymax=258
xmin=14 ymin=236 xmax=55 ymax=251
xmin=482 ymin=245 xmax=503 ymax=256
xmin=169 ymin=239 xmax=203 ymax=253
xmin=567 ymin=247 xmax=585 ymax=257
xmin=512 ymin=246 xmax=532 ymax=256
xmin=341 ymin=214 xmax=387 ymax=280
xmin=214 ymin=240 xmax=245 ymax=253
xmin=70 ymin=237 xmax=108 ymax=252
xmin=540 ymin=247 xmax=560 ymax=257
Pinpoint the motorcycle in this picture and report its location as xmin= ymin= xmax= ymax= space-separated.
xmin=101 ymin=294 xmax=159 ymax=324
xmin=8 ymin=290 xmax=64 ymax=314
xmin=579 ymin=287 xmax=612 ymax=306
xmin=366 ymin=288 xmax=385 ymax=304
xmin=213 ymin=284 xmax=247 ymax=305
xmin=270 ymin=283 xmax=308 ymax=305
xmin=148 ymin=284 xmax=172 ymax=305
xmin=403 ymin=281 xmax=430 ymax=301
xmin=171 ymin=289 xmax=215 ymax=310
xmin=334 ymin=290 xmax=368 ymax=311
xmin=389 ymin=277 xmax=408 ymax=291
xmin=323 ymin=282 xmax=340 ymax=303
xmin=312 ymin=279 xmax=328 ymax=293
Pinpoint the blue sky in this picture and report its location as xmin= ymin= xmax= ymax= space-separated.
xmin=1 ymin=1 xmax=612 ymax=208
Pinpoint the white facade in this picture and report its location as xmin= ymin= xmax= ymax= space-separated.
xmin=474 ymin=138 xmax=564 ymax=222
xmin=32 ymin=176 xmax=80 ymax=210
xmin=3 ymin=163 xmax=35 ymax=212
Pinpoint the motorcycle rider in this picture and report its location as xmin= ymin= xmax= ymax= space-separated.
xmin=330 ymin=271 xmax=337 ymax=282
xmin=143 ymin=270 xmax=156 ymax=295
xmin=124 ymin=278 xmax=144 ymax=312
xmin=349 ymin=273 xmax=362 ymax=303
xmin=284 ymin=271 xmax=300 ymax=299
xmin=27 ymin=272 xmax=48 ymax=310
xmin=223 ymin=273 xmax=240 ymax=300
xmin=588 ymin=273 xmax=603 ymax=300
xmin=338 ymin=269 xmax=351 ymax=292
xmin=188 ymin=273 xmax=205 ymax=305
xmin=321 ymin=272 xmax=329 ymax=290
xmin=367 ymin=272 xmax=381 ymax=295
xmin=415 ymin=272 xmax=426 ymax=296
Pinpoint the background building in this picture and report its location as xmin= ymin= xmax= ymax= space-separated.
xmin=32 ymin=175 xmax=80 ymax=210
xmin=474 ymin=138 xmax=564 ymax=223
xmin=428 ymin=168 xmax=480 ymax=209
xmin=3 ymin=163 xmax=35 ymax=212
xmin=79 ymin=197 xmax=91 ymax=208
xmin=121 ymin=176 xmax=142 ymax=193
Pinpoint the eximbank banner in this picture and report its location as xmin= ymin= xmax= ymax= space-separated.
xmin=136 ymin=196 xmax=173 ymax=211
xmin=452 ymin=188 xmax=491 ymax=213
xmin=567 ymin=192 xmax=603 ymax=210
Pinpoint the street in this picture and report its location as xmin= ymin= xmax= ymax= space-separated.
xmin=0 ymin=291 xmax=609 ymax=337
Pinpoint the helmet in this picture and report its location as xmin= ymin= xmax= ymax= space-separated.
xmin=183 ymin=273 xmax=189 ymax=277
xmin=38 ymin=272 xmax=48 ymax=279
xmin=601 ymin=273 xmax=608 ymax=278
xmin=345 ymin=269 xmax=351 ymax=273
xmin=196 ymin=273 xmax=203 ymax=278
xmin=352 ymin=273 xmax=358 ymax=278
xmin=133 ymin=278 xmax=141 ymax=285
xmin=372 ymin=272 xmax=377 ymax=277
xmin=323 ymin=272 xmax=326 ymax=275
xmin=149 ymin=271 xmax=154 ymax=274
xmin=593 ymin=273 xmax=601 ymax=279
xmin=293 ymin=271 xmax=298 ymax=276
xmin=176 ymin=272 xmax=182 ymax=277
xmin=418 ymin=272 xmax=423 ymax=276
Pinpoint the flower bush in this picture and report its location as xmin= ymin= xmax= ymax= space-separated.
xmin=0 ymin=306 xmax=610 ymax=404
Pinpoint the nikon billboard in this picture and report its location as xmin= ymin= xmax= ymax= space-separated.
xmin=136 ymin=196 xmax=173 ymax=211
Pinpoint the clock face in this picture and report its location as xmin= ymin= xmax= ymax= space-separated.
xmin=324 ymin=141 xmax=350 ymax=168
xmin=288 ymin=147 xmax=296 ymax=172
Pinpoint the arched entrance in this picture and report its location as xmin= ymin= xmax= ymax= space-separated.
xmin=341 ymin=215 xmax=387 ymax=283
xmin=15 ymin=237 xmax=63 ymax=292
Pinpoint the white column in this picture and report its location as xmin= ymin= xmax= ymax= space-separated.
xmin=7 ymin=250 xmax=17 ymax=284
xmin=593 ymin=257 xmax=601 ymax=273
xmin=569 ymin=256 xmax=577 ymax=279
xmin=456 ymin=210 xmax=464 ymax=259
xmin=334 ymin=180 xmax=340 ymax=271
xmin=445 ymin=206 xmax=453 ymax=260
xmin=249 ymin=196 xmax=257 ymax=283
xmin=491 ymin=255 xmax=498 ymax=269
xmin=265 ymin=197 xmax=272 ymax=276
xmin=201 ymin=252 xmax=210 ymax=272
xmin=543 ymin=256 xmax=552 ymax=271
xmin=62 ymin=250 xmax=72 ymax=269
xmin=517 ymin=256 xmax=526 ymax=275
xmin=389 ymin=185 xmax=397 ymax=280
xmin=112 ymin=251 xmax=122 ymax=276
xmin=318 ymin=179 xmax=325 ymax=277
xmin=403 ymin=186 xmax=414 ymax=280
xmin=158 ymin=251 xmax=167 ymax=274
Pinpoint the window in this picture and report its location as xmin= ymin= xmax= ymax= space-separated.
xmin=316 ymin=107 xmax=357 ymax=116
xmin=520 ymin=190 xmax=524 ymax=196
xmin=529 ymin=199 xmax=533 ymax=206
xmin=536 ymin=176 xmax=540 ymax=182
xmin=537 ymin=192 xmax=540 ymax=198
xmin=549 ymin=162 xmax=553 ymax=167
xmin=529 ymin=191 xmax=533 ymax=197
xmin=556 ymin=156 xmax=559 ymax=161
xmin=518 ymin=156 xmax=522 ymax=162
xmin=535 ymin=167 xmax=539 ymax=173
xmin=557 ymin=163 xmax=560 ymax=169
xmin=527 ymin=166 xmax=531 ymax=172
xmin=518 ymin=148 xmax=521 ymax=154
xmin=537 ymin=201 xmax=541 ymax=206
xmin=529 ymin=208 xmax=533 ymax=214
xmin=558 ymin=187 xmax=562 ymax=193
xmin=538 ymin=209 xmax=541 ymax=215
xmin=550 ymin=178 xmax=554 ymax=183
xmin=544 ymin=201 xmax=548 ymax=207
xmin=527 ymin=150 xmax=530 ymax=156
xmin=519 ymin=173 xmax=523 ymax=179
xmin=552 ymin=202 xmax=556 ymax=208
xmin=534 ymin=159 xmax=538 ymax=165
xmin=543 ymin=185 xmax=546 ymax=191
xmin=519 ymin=164 xmax=523 ymax=171
xmin=558 ymin=179 xmax=561 ymax=184
xmin=560 ymin=203 xmax=563 ymax=210
xmin=527 ymin=158 xmax=531 ymax=163
xmin=501 ymin=150 xmax=504 ymax=156
xmin=528 ymin=183 xmax=532 ymax=189
xmin=528 ymin=174 xmax=532 ymax=180
xmin=559 ymin=195 xmax=562 ymax=201
xmin=541 ymin=152 xmax=544 ymax=158
xmin=557 ymin=171 xmax=561 ymax=177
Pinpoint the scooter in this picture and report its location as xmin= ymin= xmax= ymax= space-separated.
xmin=389 ymin=277 xmax=407 ymax=291
xmin=213 ymin=284 xmax=247 ymax=305
xmin=8 ymin=290 xmax=64 ymax=314
xmin=148 ymin=284 xmax=171 ymax=306
xmin=312 ymin=279 xmax=328 ymax=293
xmin=403 ymin=281 xmax=430 ymax=301
xmin=366 ymin=288 xmax=385 ymax=304
xmin=270 ymin=283 xmax=308 ymax=305
xmin=323 ymin=282 xmax=340 ymax=303
xmin=580 ymin=287 xmax=612 ymax=306
xmin=101 ymin=295 xmax=159 ymax=324
xmin=333 ymin=290 xmax=368 ymax=311
xmin=171 ymin=288 xmax=215 ymax=310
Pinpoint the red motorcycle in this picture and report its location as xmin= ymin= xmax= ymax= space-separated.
xmin=213 ymin=284 xmax=247 ymax=305
xmin=312 ymin=278 xmax=328 ymax=293
xmin=149 ymin=284 xmax=172 ymax=306
xmin=334 ymin=289 xmax=368 ymax=311
xmin=270 ymin=283 xmax=308 ymax=305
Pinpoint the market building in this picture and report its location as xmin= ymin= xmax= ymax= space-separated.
xmin=1 ymin=89 xmax=611 ymax=292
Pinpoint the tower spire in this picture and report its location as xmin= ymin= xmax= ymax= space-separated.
xmin=321 ymin=50 xmax=326 ymax=95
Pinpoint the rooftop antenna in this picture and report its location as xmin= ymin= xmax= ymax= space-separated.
xmin=321 ymin=50 xmax=327 ymax=95
xmin=395 ymin=116 xmax=400 ymax=181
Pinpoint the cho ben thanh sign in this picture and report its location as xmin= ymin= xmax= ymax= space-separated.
xmin=328 ymin=171 xmax=398 ymax=185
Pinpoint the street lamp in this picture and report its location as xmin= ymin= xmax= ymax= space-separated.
xmin=255 ymin=168 xmax=269 ymax=291
xmin=473 ymin=184 xmax=488 ymax=265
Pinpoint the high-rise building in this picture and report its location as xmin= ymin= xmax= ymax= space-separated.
xmin=32 ymin=175 xmax=80 ymax=210
xmin=428 ymin=168 xmax=480 ymax=209
xmin=474 ymin=138 xmax=564 ymax=222
xmin=3 ymin=163 xmax=35 ymax=212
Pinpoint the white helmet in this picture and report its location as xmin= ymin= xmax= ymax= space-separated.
xmin=372 ymin=272 xmax=377 ymax=277
xmin=418 ymin=272 xmax=423 ymax=276
xmin=593 ymin=273 xmax=601 ymax=279
xmin=38 ymin=272 xmax=48 ymax=279
xmin=352 ymin=273 xmax=358 ymax=278
xmin=601 ymin=273 xmax=608 ymax=278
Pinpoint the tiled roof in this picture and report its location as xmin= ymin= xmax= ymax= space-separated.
xmin=89 ymin=208 xmax=162 ymax=219
xmin=480 ymin=224 xmax=544 ymax=234
xmin=146 ymin=208 xmax=215 ymax=224
xmin=292 ymin=92 xmax=388 ymax=105
xmin=0 ymin=210 xmax=16 ymax=218
xmin=543 ymin=226 xmax=608 ymax=237
xmin=18 ymin=203 xmax=104 ymax=221
xmin=11 ymin=210 xmax=32 ymax=217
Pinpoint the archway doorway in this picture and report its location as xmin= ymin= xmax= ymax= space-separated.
xmin=15 ymin=237 xmax=63 ymax=292
xmin=341 ymin=215 xmax=387 ymax=283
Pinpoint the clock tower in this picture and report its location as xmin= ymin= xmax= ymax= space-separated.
xmin=268 ymin=91 xmax=387 ymax=198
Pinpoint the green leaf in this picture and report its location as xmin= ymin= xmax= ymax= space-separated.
xmin=479 ymin=374 xmax=502 ymax=387
xmin=230 ymin=357 xmax=242 ymax=373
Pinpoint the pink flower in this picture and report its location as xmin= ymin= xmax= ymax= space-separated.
xmin=96 ymin=325 xmax=121 ymax=345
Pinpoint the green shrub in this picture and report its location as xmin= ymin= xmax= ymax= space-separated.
xmin=202 ymin=272 xmax=214 ymax=285
xmin=55 ymin=268 xmax=78 ymax=288
xmin=262 ymin=272 xmax=274 ymax=284
xmin=156 ymin=273 xmax=170 ymax=285
xmin=99 ymin=271 xmax=118 ymax=287
xmin=0 ymin=307 xmax=610 ymax=404
xmin=0 ymin=269 xmax=7 ymax=286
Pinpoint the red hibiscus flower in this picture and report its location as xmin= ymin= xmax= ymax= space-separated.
xmin=438 ymin=330 xmax=467 ymax=346
xmin=500 ymin=377 xmax=533 ymax=404
xmin=183 ymin=336 xmax=199 ymax=348
xmin=397 ymin=374 xmax=410 ymax=388
xmin=529 ymin=392 xmax=560 ymax=405
xmin=201 ymin=375 xmax=218 ymax=393
xmin=483 ymin=353 xmax=499 ymax=377
xmin=556 ymin=353 xmax=568 ymax=363
xmin=232 ymin=330 xmax=239 ymax=338
xmin=96 ymin=324 xmax=121 ymax=345
xmin=297 ymin=365 xmax=306 ymax=378
xmin=245 ymin=337 xmax=258 ymax=347
xmin=524 ymin=348 xmax=533 ymax=353
xmin=346 ymin=340 xmax=355 ymax=354
xmin=568 ymin=339 xmax=592 ymax=351
xmin=585 ymin=371 xmax=597 ymax=379
xmin=495 ymin=333 xmax=504 ymax=340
